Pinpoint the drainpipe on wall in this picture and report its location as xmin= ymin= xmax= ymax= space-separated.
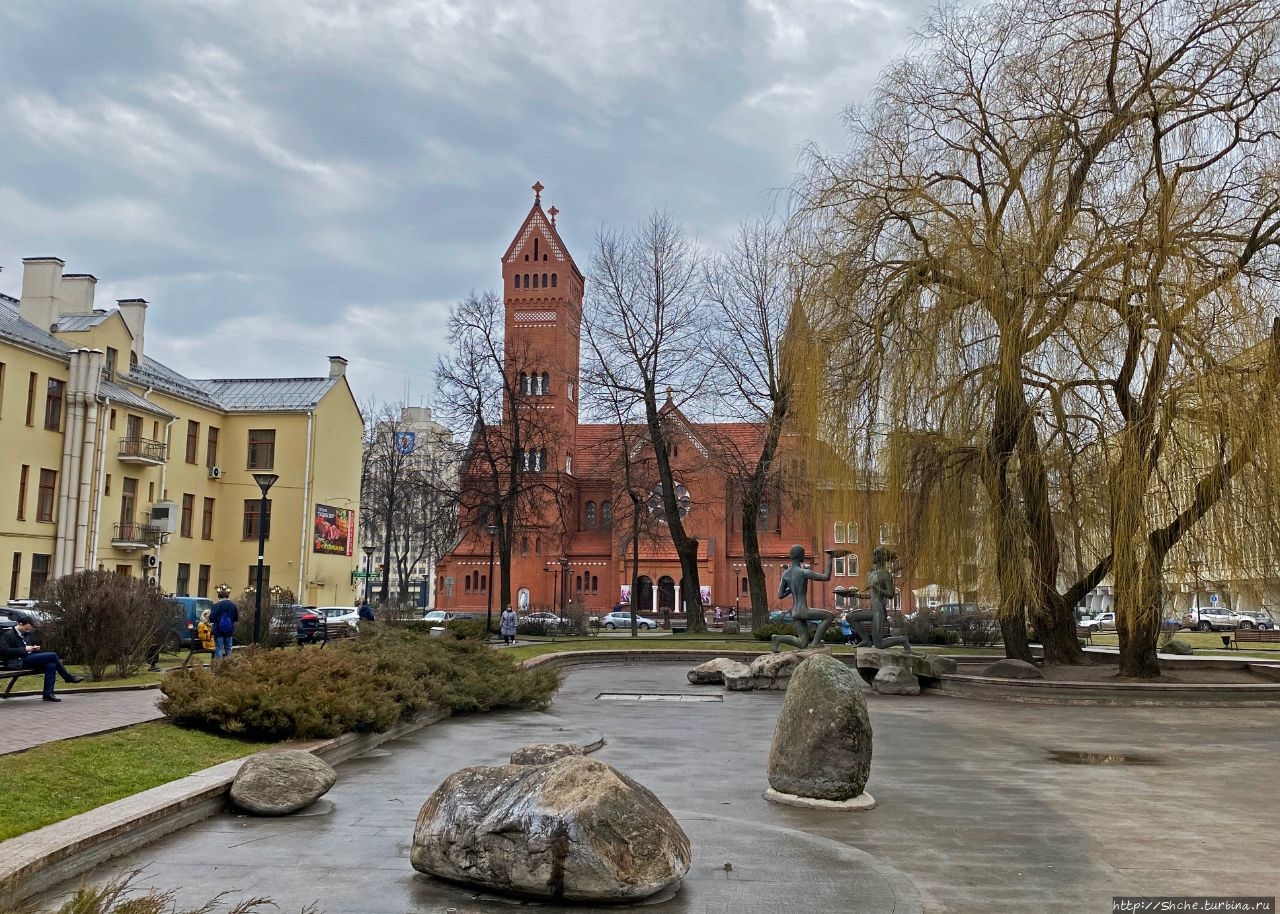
xmin=156 ymin=416 xmax=177 ymax=579
xmin=88 ymin=397 xmax=111 ymax=570
xmin=54 ymin=350 xmax=87 ymax=576
xmin=72 ymin=350 xmax=105 ymax=572
xmin=296 ymin=410 xmax=315 ymax=602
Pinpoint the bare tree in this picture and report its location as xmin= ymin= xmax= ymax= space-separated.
xmin=584 ymin=213 xmax=713 ymax=631
xmin=703 ymin=218 xmax=813 ymax=631
xmin=799 ymin=0 xmax=1280 ymax=674
xmin=435 ymin=291 xmax=567 ymax=621
xmin=360 ymin=401 xmax=416 ymax=607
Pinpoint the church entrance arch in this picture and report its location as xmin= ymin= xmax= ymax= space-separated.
xmin=658 ymin=576 xmax=677 ymax=615
xmin=634 ymin=576 xmax=653 ymax=614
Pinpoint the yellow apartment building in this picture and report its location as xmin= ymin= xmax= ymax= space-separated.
xmin=0 ymin=256 xmax=364 ymax=606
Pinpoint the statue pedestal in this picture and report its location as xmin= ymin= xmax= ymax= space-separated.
xmin=763 ymin=788 xmax=876 ymax=811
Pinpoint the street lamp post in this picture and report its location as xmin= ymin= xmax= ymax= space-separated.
xmin=558 ymin=557 xmax=569 ymax=617
xmin=485 ymin=523 xmax=499 ymax=639
xmin=251 ymin=473 xmax=279 ymax=644
xmin=362 ymin=544 xmax=376 ymax=604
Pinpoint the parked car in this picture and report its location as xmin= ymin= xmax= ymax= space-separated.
xmin=1232 ymin=610 xmax=1273 ymax=630
xmin=524 ymin=612 xmax=565 ymax=626
xmin=5 ymin=600 xmax=55 ymax=626
xmin=167 ymin=596 xmax=217 ymax=649
xmin=316 ymin=606 xmax=360 ymax=628
xmin=1184 ymin=604 xmax=1234 ymax=631
xmin=599 ymin=611 xmax=658 ymax=630
xmin=421 ymin=610 xmax=476 ymax=624
xmin=1083 ymin=611 xmax=1118 ymax=632
xmin=269 ymin=604 xmax=324 ymax=643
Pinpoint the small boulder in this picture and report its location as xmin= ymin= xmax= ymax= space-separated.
xmin=230 ymin=750 xmax=336 ymax=816
xmin=722 ymin=621 xmax=740 ymax=634
xmin=688 ymin=657 xmax=751 ymax=685
xmin=412 ymin=756 xmax=690 ymax=901
xmin=1160 ymin=639 xmax=1195 ymax=656
xmin=872 ymin=666 xmax=920 ymax=695
xmin=856 ymin=648 xmax=955 ymax=680
xmin=509 ymin=743 xmax=584 ymax=765
xmin=767 ymin=654 xmax=872 ymax=801
xmin=981 ymin=659 xmax=1044 ymax=680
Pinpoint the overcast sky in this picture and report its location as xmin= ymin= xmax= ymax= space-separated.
xmin=0 ymin=0 xmax=936 ymax=414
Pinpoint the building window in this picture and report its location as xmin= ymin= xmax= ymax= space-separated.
xmin=741 ymin=576 xmax=749 ymax=594
xmin=480 ymin=574 xmax=487 ymax=592
xmin=202 ymin=497 xmax=215 ymax=539
xmin=759 ymin=502 xmax=769 ymax=526
xmin=105 ymin=474 xmax=111 ymax=496
xmin=180 ymin=494 xmax=194 ymax=538
xmin=848 ymin=554 xmax=860 ymax=576
xmin=206 ymin=427 xmax=219 ymax=467
xmin=247 ymin=429 xmax=276 ymax=469
xmin=126 ymin=414 xmax=141 ymax=441
xmin=879 ymin=524 xmax=897 ymax=545
xmin=243 ymin=498 xmax=272 ymax=540
xmin=185 ymin=421 xmax=200 ymax=463
xmin=521 ymin=536 xmax=529 ymax=556
xmin=176 ymin=563 xmax=191 ymax=596
xmin=25 ymin=372 xmax=36 ymax=426
xmin=567 ymin=380 xmax=574 ymax=401
xmin=0 ymin=362 xmax=5 ymax=417
xmin=535 ymin=537 xmax=541 ymax=554
xmin=30 ymin=554 xmax=50 ymax=595
xmin=533 ymin=238 xmax=539 ymax=259
xmin=585 ymin=502 xmax=596 ymax=528
xmin=197 ymin=564 xmax=211 ymax=597
xmin=847 ymin=523 xmax=859 ymax=543
xmin=36 ymin=469 xmax=57 ymax=523
xmin=519 ymin=372 xmax=528 ymax=395
xmin=121 ymin=477 xmax=137 ymax=524
xmin=247 ymin=565 xmax=271 ymax=592
xmin=542 ymin=273 xmax=548 ymax=288
xmin=464 ymin=574 xmax=471 ymax=593
xmin=17 ymin=465 xmax=29 ymax=520
xmin=523 ymin=274 xmax=529 ymax=289
xmin=110 ymin=408 xmax=117 ymax=430
xmin=541 ymin=372 xmax=550 ymax=395
xmin=591 ymin=574 xmax=598 ymax=594
xmin=601 ymin=501 xmax=612 ymax=526
xmin=104 ymin=347 xmax=117 ymax=381
xmin=44 ymin=378 xmax=65 ymax=430
xmin=10 ymin=553 xmax=21 ymax=601
xmin=833 ymin=556 xmax=847 ymax=576
xmin=532 ymin=274 xmax=539 ymax=289
xmin=834 ymin=522 xmax=845 ymax=543
xmin=576 ymin=575 xmax=583 ymax=592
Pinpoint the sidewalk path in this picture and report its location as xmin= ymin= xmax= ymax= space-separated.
xmin=0 ymin=689 xmax=164 ymax=756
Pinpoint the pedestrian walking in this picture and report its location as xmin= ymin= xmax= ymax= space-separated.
xmin=0 ymin=614 xmax=83 ymax=701
xmin=499 ymin=605 xmax=518 ymax=645
xmin=209 ymin=586 xmax=240 ymax=660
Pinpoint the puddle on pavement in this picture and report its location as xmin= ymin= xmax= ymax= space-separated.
xmin=1046 ymin=749 xmax=1162 ymax=766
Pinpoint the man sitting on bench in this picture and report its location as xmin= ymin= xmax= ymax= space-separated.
xmin=0 ymin=614 xmax=83 ymax=702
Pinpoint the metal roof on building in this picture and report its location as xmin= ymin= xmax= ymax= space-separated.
xmin=130 ymin=357 xmax=224 ymax=410
xmin=194 ymin=377 xmax=340 ymax=411
xmin=0 ymin=296 xmax=72 ymax=360
xmin=98 ymin=379 xmax=176 ymax=418
xmin=54 ymin=312 xmax=113 ymax=332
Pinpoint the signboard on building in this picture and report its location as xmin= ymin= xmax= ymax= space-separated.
xmin=700 ymin=586 xmax=712 ymax=606
xmin=394 ymin=431 xmax=416 ymax=455
xmin=313 ymin=504 xmax=354 ymax=556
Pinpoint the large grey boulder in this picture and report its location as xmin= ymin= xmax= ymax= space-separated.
xmin=411 ymin=755 xmax=690 ymax=902
xmin=1160 ymin=639 xmax=1195 ymax=656
xmin=688 ymin=657 xmax=751 ymax=685
xmin=855 ymin=647 xmax=955 ymax=681
xmin=767 ymin=653 xmax=872 ymax=801
xmin=726 ymin=648 xmax=829 ymax=691
xmin=981 ymin=659 xmax=1044 ymax=679
xmin=509 ymin=743 xmax=584 ymax=765
xmin=230 ymin=750 xmax=337 ymax=816
xmin=872 ymin=666 xmax=920 ymax=695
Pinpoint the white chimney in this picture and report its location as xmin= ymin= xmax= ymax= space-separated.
xmin=328 ymin=355 xmax=348 ymax=379
xmin=60 ymin=274 xmax=97 ymax=314
xmin=19 ymin=257 xmax=65 ymax=330
xmin=117 ymin=299 xmax=148 ymax=361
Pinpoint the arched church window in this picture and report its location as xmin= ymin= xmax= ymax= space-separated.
xmin=534 ymin=238 xmax=539 ymax=259
xmin=834 ymin=522 xmax=845 ymax=543
xmin=541 ymin=372 xmax=550 ymax=394
xmin=601 ymin=501 xmax=612 ymax=526
xmin=551 ymin=274 xmax=557 ymax=288
xmin=576 ymin=575 xmax=583 ymax=592
xmin=465 ymin=574 xmax=472 ymax=593
xmin=591 ymin=575 xmax=598 ymax=593
xmin=521 ymin=536 xmax=529 ymax=556
xmin=542 ymin=273 xmax=548 ymax=287
xmin=480 ymin=574 xmax=487 ymax=592
xmin=538 ymin=448 xmax=548 ymax=471
xmin=586 ymin=502 xmax=597 ymax=528
xmin=519 ymin=372 xmax=528 ymax=395
xmin=535 ymin=536 xmax=542 ymax=554
xmin=523 ymin=274 xmax=530 ymax=289
xmin=533 ymin=274 xmax=540 ymax=289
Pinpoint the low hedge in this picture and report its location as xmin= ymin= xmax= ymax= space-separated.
xmin=159 ymin=627 xmax=559 ymax=740
xmin=753 ymin=621 xmax=844 ymax=643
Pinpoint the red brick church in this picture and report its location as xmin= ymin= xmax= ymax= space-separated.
xmin=435 ymin=186 xmax=917 ymax=621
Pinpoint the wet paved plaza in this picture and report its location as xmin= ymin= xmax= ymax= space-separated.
xmin=36 ymin=661 xmax=1280 ymax=913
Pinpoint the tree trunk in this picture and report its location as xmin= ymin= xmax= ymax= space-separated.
xmin=677 ymin=540 xmax=705 ymax=632
xmin=741 ymin=487 xmax=770 ymax=632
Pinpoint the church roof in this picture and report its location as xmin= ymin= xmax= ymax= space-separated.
xmin=501 ymin=182 xmax=584 ymax=283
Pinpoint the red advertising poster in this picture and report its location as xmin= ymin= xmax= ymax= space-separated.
xmin=314 ymin=504 xmax=354 ymax=555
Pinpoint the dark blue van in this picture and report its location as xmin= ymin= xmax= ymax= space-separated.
xmin=168 ymin=596 xmax=216 ymax=649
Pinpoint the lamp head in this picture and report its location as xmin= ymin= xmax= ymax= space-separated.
xmin=252 ymin=472 xmax=279 ymax=495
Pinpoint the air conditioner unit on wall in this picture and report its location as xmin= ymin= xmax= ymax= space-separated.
xmin=146 ymin=575 xmax=159 ymax=588
xmin=208 ymin=466 xmax=222 ymax=479
xmin=143 ymin=554 xmax=159 ymax=568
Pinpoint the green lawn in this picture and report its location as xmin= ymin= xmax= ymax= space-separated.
xmin=1087 ymin=630 xmax=1280 ymax=658
xmin=505 ymin=635 xmax=1002 ymax=663
xmin=5 ymin=658 xmax=191 ymax=694
xmin=0 ymin=722 xmax=269 ymax=841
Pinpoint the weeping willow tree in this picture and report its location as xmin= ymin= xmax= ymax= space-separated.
xmin=797 ymin=0 xmax=1280 ymax=675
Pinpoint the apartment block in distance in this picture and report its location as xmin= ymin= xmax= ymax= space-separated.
xmin=0 ymin=257 xmax=363 ymax=606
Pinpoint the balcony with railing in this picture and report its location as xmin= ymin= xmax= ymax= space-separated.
xmin=111 ymin=522 xmax=165 ymax=549
xmin=118 ymin=436 xmax=168 ymax=465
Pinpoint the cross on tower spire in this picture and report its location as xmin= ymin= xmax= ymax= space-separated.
xmin=532 ymin=180 xmax=544 ymax=203
xmin=548 ymin=205 xmax=559 ymax=226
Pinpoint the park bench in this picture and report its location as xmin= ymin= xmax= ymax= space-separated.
xmin=320 ymin=620 xmax=357 ymax=645
xmin=1230 ymin=628 xmax=1280 ymax=650
xmin=1075 ymin=625 xmax=1094 ymax=644
xmin=1 ymin=666 xmax=42 ymax=697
